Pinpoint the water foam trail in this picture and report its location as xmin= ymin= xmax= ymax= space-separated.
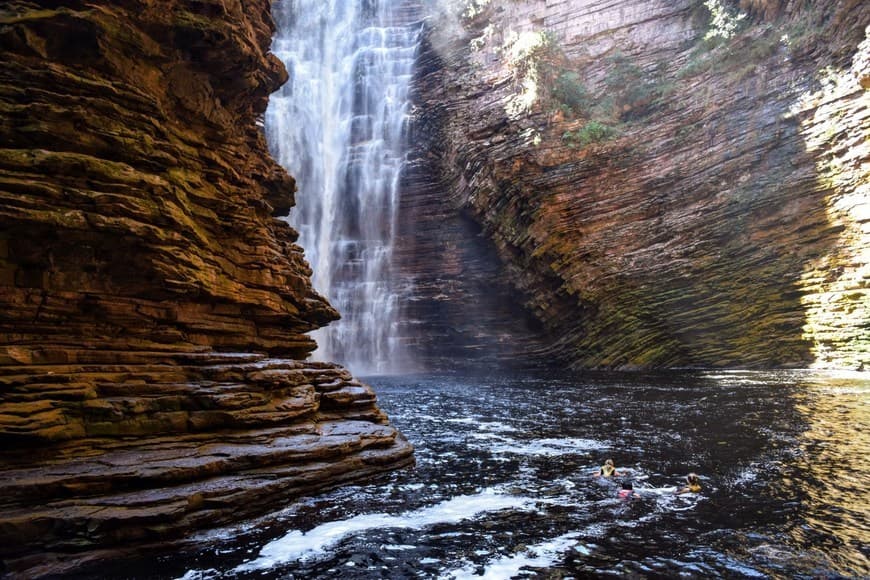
xmin=234 ymin=490 xmax=536 ymax=572
xmin=176 ymin=570 xmax=220 ymax=580
xmin=481 ymin=437 xmax=607 ymax=457
xmin=444 ymin=532 xmax=588 ymax=579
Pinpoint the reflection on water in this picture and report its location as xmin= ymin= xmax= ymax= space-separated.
xmin=91 ymin=370 xmax=869 ymax=578
xmin=783 ymin=371 xmax=869 ymax=573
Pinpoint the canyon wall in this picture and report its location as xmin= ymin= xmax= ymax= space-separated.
xmin=396 ymin=150 xmax=554 ymax=369
xmin=412 ymin=0 xmax=869 ymax=370
xmin=0 ymin=1 xmax=412 ymax=576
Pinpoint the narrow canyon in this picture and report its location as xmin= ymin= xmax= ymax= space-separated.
xmin=0 ymin=0 xmax=867 ymax=576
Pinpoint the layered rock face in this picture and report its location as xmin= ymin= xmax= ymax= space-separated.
xmin=413 ymin=0 xmax=869 ymax=369
xmin=396 ymin=150 xmax=553 ymax=369
xmin=0 ymin=1 xmax=411 ymax=576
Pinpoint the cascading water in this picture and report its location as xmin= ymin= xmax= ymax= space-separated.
xmin=266 ymin=0 xmax=420 ymax=374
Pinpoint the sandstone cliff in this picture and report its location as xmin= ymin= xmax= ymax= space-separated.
xmin=411 ymin=0 xmax=869 ymax=370
xmin=0 ymin=1 xmax=411 ymax=576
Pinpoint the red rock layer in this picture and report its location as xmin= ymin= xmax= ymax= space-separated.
xmin=0 ymin=354 xmax=412 ymax=577
xmin=0 ymin=1 xmax=412 ymax=576
xmin=413 ymin=0 xmax=869 ymax=369
xmin=0 ymin=0 xmax=335 ymax=357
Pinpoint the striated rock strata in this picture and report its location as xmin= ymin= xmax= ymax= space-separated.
xmin=396 ymin=143 xmax=553 ymax=369
xmin=0 ymin=1 xmax=412 ymax=576
xmin=412 ymin=0 xmax=869 ymax=369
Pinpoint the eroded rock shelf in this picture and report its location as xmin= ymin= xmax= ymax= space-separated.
xmin=0 ymin=353 xmax=412 ymax=577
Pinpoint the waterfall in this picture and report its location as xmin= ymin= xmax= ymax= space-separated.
xmin=266 ymin=1 xmax=420 ymax=374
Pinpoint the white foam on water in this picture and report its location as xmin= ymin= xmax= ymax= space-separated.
xmin=413 ymin=414 xmax=446 ymax=422
xmin=732 ymin=465 xmax=761 ymax=486
xmin=383 ymin=544 xmax=416 ymax=551
xmin=399 ymin=483 xmax=426 ymax=491
xmin=634 ymin=485 xmax=680 ymax=496
xmin=234 ymin=490 xmax=536 ymax=572
xmin=554 ymin=478 xmax=577 ymax=489
xmin=445 ymin=417 xmax=480 ymax=424
xmin=175 ymin=569 xmax=220 ymax=580
xmin=470 ymin=431 xmax=511 ymax=442
xmin=580 ymin=523 xmax=610 ymax=538
xmin=486 ymin=437 xmax=607 ymax=457
xmin=820 ymin=386 xmax=870 ymax=395
xmin=478 ymin=421 xmax=520 ymax=433
xmin=444 ymin=532 xmax=587 ymax=579
xmin=704 ymin=373 xmax=768 ymax=385
xmin=648 ymin=490 xmax=703 ymax=512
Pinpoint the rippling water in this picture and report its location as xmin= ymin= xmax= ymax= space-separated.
xmin=98 ymin=370 xmax=869 ymax=578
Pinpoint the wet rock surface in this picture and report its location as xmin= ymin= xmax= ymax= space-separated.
xmin=0 ymin=1 xmax=412 ymax=576
xmin=0 ymin=354 xmax=413 ymax=578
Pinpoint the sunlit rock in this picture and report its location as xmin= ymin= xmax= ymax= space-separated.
xmin=410 ymin=0 xmax=870 ymax=370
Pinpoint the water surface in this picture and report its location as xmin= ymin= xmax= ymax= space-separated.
xmin=110 ymin=370 xmax=870 ymax=578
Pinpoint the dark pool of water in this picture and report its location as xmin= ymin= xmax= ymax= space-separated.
xmin=95 ymin=369 xmax=869 ymax=578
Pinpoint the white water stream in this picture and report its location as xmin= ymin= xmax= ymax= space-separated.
xmin=266 ymin=1 xmax=420 ymax=373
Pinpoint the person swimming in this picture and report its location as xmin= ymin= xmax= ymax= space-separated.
xmin=676 ymin=472 xmax=702 ymax=494
xmin=618 ymin=481 xmax=637 ymax=499
xmin=597 ymin=459 xmax=620 ymax=478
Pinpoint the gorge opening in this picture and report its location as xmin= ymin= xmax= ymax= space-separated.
xmin=266 ymin=0 xmax=552 ymax=375
xmin=1 ymin=0 xmax=867 ymax=577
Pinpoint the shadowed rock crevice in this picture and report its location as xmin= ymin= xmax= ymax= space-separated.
xmin=394 ymin=30 xmax=554 ymax=371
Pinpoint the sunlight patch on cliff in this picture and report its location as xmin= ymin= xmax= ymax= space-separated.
xmin=426 ymin=0 xmax=490 ymax=62
xmin=702 ymin=0 xmax=747 ymax=41
xmin=425 ymin=1 xmax=547 ymax=121
xmin=461 ymin=0 xmax=491 ymax=19
xmin=470 ymin=23 xmax=494 ymax=52
xmin=501 ymin=30 xmax=548 ymax=119
xmin=429 ymin=0 xmax=490 ymax=21
xmin=793 ymin=29 xmax=870 ymax=370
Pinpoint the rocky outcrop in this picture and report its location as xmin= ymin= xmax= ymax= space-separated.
xmin=0 ymin=355 xmax=410 ymax=577
xmin=412 ymin=0 xmax=869 ymax=369
xmin=0 ymin=1 xmax=411 ymax=576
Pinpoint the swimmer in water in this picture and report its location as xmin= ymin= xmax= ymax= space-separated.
xmin=618 ymin=481 xmax=637 ymax=499
xmin=676 ymin=472 xmax=702 ymax=494
xmin=596 ymin=458 xmax=621 ymax=478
